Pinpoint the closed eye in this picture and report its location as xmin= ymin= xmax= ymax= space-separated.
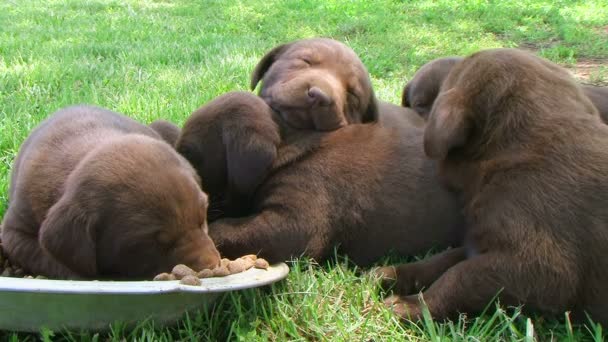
xmin=301 ymin=58 xmax=312 ymax=65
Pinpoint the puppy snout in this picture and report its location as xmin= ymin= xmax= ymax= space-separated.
xmin=307 ymin=87 xmax=332 ymax=106
xmin=199 ymin=240 xmax=221 ymax=270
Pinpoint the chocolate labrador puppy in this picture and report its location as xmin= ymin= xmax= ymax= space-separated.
xmin=402 ymin=57 xmax=463 ymax=120
xmin=402 ymin=56 xmax=608 ymax=123
xmin=177 ymin=91 xmax=464 ymax=266
xmin=1 ymin=105 xmax=220 ymax=279
xmin=251 ymin=38 xmax=378 ymax=131
xmin=149 ymin=119 xmax=181 ymax=146
xmin=379 ymin=48 xmax=608 ymax=326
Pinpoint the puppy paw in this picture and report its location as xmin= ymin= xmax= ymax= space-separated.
xmin=383 ymin=295 xmax=423 ymax=322
xmin=372 ymin=266 xmax=397 ymax=288
xmin=373 ymin=264 xmax=423 ymax=295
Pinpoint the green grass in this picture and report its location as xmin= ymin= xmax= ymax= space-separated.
xmin=1 ymin=0 xmax=607 ymax=340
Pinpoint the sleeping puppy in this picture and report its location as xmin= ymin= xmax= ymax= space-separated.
xmin=149 ymin=119 xmax=181 ymax=146
xmin=177 ymin=91 xmax=464 ymax=266
xmin=379 ymin=48 xmax=608 ymax=325
xmin=1 ymin=105 xmax=220 ymax=279
xmin=402 ymin=57 xmax=462 ymax=120
xmin=251 ymin=38 xmax=379 ymax=131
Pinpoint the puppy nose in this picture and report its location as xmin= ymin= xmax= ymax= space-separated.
xmin=307 ymin=87 xmax=331 ymax=106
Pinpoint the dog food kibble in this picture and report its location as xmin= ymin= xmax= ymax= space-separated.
xmin=227 ymin=258 xmax=248 ymax=274
xmin=2 ymin=267 xmax=13 ymax=277
xmin=212 ymin=266 xmax=231 ymax=277
xmin=242 ymin=254 xmax=258 ymax=262
xmin=171 ymin=264 xmax=196 ymax=279
xmin=254 ymin=258 xmax=270 ymax=269
xmin=197 ymin=269 xmax=214 ymax=278
xmin=153 ymin=272 xmax=176 ymax=281
xmin=0 ymin=244 xmax=271 ymax=282
xmin=179 ymin=275 xmax=201 ymax=286
xmin=13 ymin=268 xmax=24 ymax=277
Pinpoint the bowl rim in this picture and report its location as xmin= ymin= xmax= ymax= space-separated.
xmin=0 ymin=262 xmax=289 ymax=295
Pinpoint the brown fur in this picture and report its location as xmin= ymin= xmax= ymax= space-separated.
xmin=582 ymin=85 xmax=608 ymax=123
xmin=176 ymin=92 xmax=280 ymax=221
xmin=402 ymin=57 xmax=463 ymax=120
xmin=378 ymin=101 xmax=426 ymax=128
xmin=380 ymin=48 xmax=608 ymax=326
xmin=177 ymin=91 xmax=464 ymax=266
xmin=1 ymin=105 xmax=220 ymax=279
xmin=402 ymin=56 xmax=608 ymax=125
xmin=251 ymin=38 xmax=378 ymax=131
xmin=149 ymin=119 xmax=181 ymax=146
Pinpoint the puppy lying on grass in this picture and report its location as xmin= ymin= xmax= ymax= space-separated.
xmin=379 ymin=48 xmax=608 ymax=326
xmin=1 ymin=105 xmax=220 ymax=279
xmin=176 ymin=38 xmax=464 ymax=265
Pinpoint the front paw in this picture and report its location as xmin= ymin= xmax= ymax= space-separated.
xmin=383 ymin=294 xmax=423 ymax=322
xmin=373 ymin=263 xmax=423 ymax=295
xmin=372 ymin=266 xmax=398 ymax=289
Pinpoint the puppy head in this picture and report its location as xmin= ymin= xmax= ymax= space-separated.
xmin=424 ymin=48 xmax=598 ymax=160
xmin=177 ymin=92 xmax=280 ymax=221
xmin=402 ymin=57 xmax=462 ymax=119
xmin=39 ymin=135 xmax=221 ymax=279
xmin=251 ymin=38 xmax=378 ymax=131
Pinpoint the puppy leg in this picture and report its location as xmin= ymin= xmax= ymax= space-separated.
xmin=1 ymin=218 xmax=81 ymax=279
xmin=209 ymin=208 xmax=330 ymax=263
xmin=375 ymin=247 xmax=466 ymax=295
xmin=385 ymin=252 xmax=577 ymax=322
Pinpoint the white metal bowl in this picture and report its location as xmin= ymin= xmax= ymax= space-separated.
xmin=0 ymin=262 xmax=289 ymax=332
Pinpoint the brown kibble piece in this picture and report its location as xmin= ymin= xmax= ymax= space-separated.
xmin=24 ymin=275 xmax=33 ymax=279
xmin=242 ymin=254 xmax=257 ymax=262
xmin=197 ymin=269 xmax=214 ymax=278
xmin=13 ymin=268 xmax=24 ymax=277
xmin=153 ymin=272 xmax=176 ymax=281
xmin=179 ymin=275 xmax=201 ymax=286
xmin=171 ymin=264 xmax=196 ymax=280
xmin=213 ymin=266 xmax=230 ymax=277
xmin=220 ymin=258 xmax=230 ymax=268
xmin=227 ymin=258 xmax=248 ymax=274
xmin=35 ymin=275 xmax=47 ymax=279
xmin=254 ymin=258 xmax=269 ymax=269
xmin=2 ymin=267 xmax=13 ymax=277
xmin=242 ymin=257 xmax=255 ymax=270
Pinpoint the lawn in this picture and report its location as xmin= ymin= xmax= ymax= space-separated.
xmin=1 ymin=0 xmax=607 ymax=340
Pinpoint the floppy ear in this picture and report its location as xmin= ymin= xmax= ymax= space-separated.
xmin=39 ymin=197 xmax=98 ymax=277
xmin=363 ymin=91 xmax=380 ymax=123
xmin=401 ymin=82 xmax=412 ymax=107
xmin=223 ymin=120 xmax=280 ymax=205
xmin=250 ymin=43 xmax=292 ymax=90
xmin=423 ymin=102 xmax=471 ymax=160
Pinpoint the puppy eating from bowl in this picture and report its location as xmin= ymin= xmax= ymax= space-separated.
xmin=1 ymin=105 xmax=220 ymax=280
